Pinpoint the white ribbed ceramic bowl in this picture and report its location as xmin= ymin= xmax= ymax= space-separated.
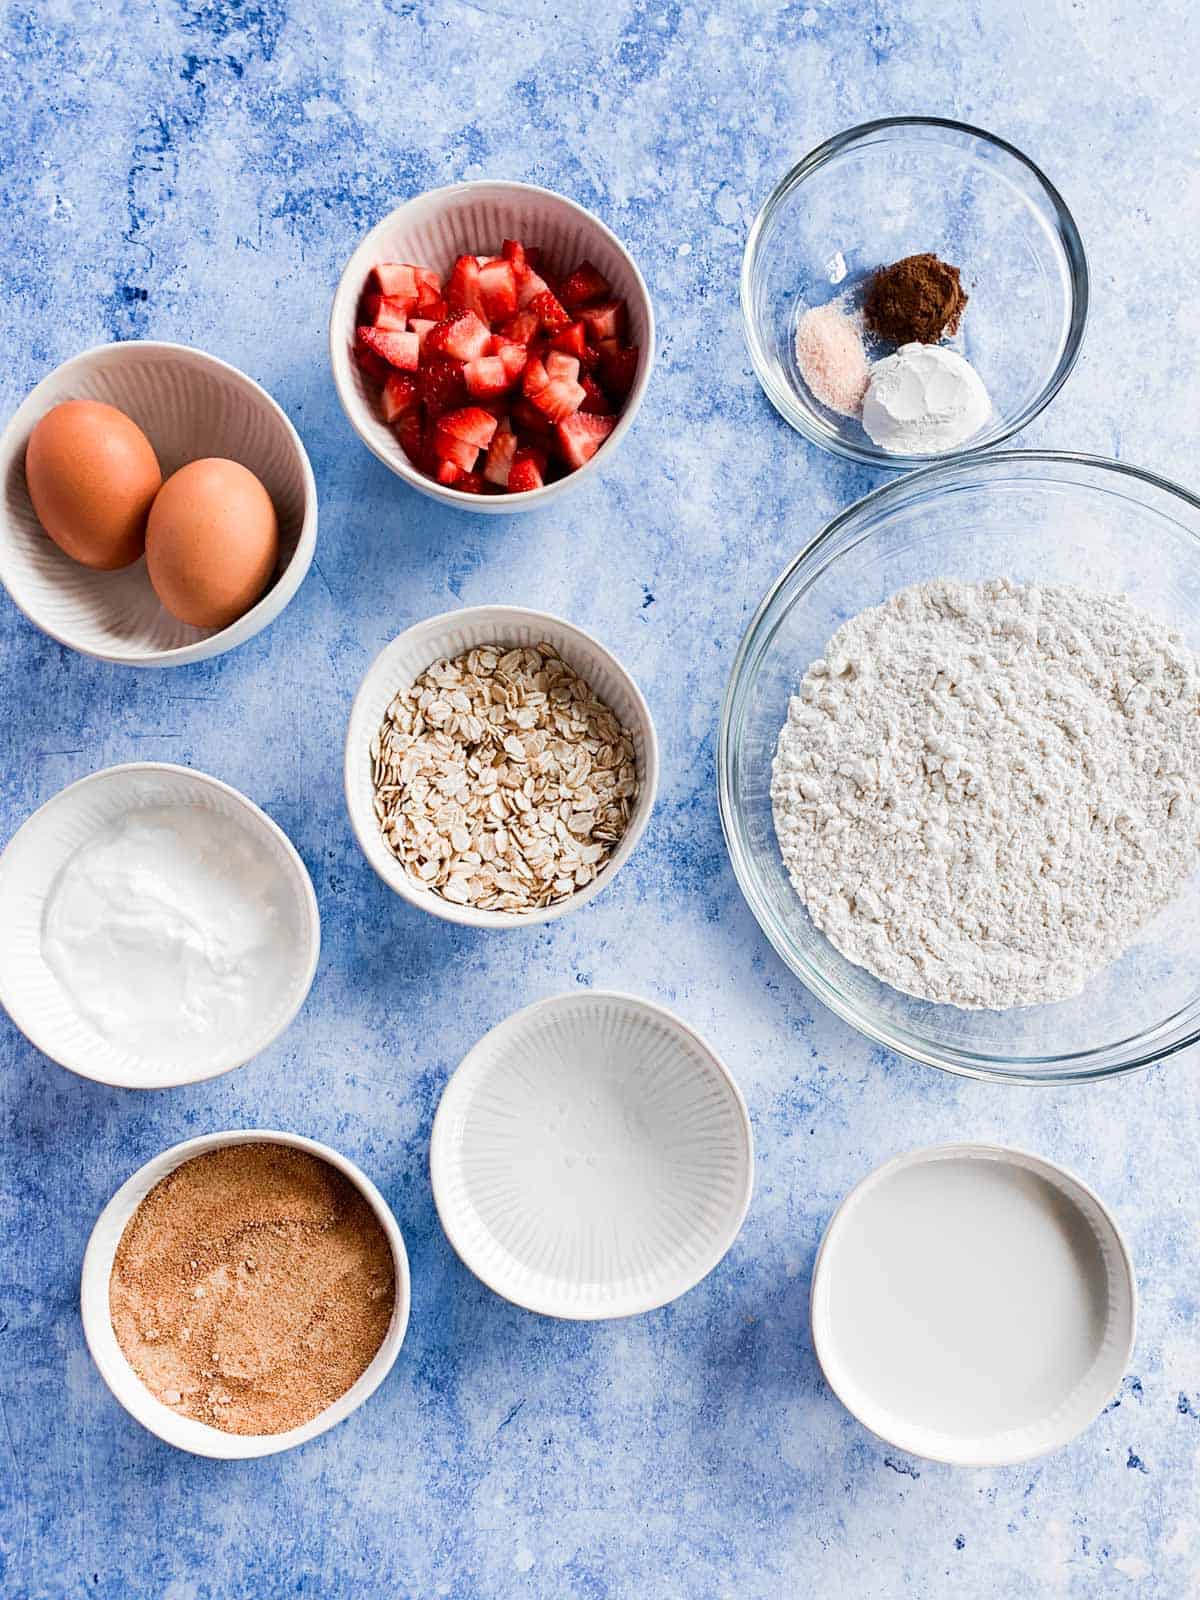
xmin=431 ymin=992 xmax=754 ymax=1318
xmin=329 ymin=180 xmax=655 ymax=511
xmin=345 ymin=605 xmax=658 ymax=927
xmin=81 ymin=1129 xmax=411 ymax=1458
xmin=0 ymin=764 xmax=320 ymax=1088
xmin=0 ymin=342 xmax=317 ymax=664
xmin=810 ymin=1144 xmax=1136 ymax=1466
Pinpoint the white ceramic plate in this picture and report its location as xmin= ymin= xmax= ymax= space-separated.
xmin=0 ymin=341 xmax=317 ymax=664
xmin=0 ymin=763 xmax=320 ymax=1088
xmin=431 ymin=992 xmax=754 ymax=1318
xmin=810 ymin=1144 xmax=1137 ymax=1466
xmin=329 ymin=179 xmax=655 ymax=511
xmin=81 ymin=1130 xmax=411 ymax=1458
xmin=345 ymin=604 xmax=659 ymax=927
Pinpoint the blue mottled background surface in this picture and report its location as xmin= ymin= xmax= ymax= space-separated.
xmin=1 ymin=2 xmax=1198 ymax=1596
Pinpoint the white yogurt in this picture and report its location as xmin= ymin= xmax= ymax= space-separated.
xmin=862 ymin=342 xmax=991 ymax=454
xmin=41 ymin=804 xmax=293 ymax=1063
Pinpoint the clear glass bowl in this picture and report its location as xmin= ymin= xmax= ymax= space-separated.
xmin=719 ymin=452 xmax=1200 ymax=1084
xmin=741 ymin=118 xmax=1089 ymax=468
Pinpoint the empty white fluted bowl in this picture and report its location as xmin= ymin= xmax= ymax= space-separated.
xmin=0 ymin=763 xmax=320 ymax=1088
xmin=329 ymin=180 xmax=654 ymax=511
xmin=431 ymin=991 xmax=754 ymax=1318
xmin=0 ymin=341 xmax=317 ymax=664
xmin=81 ymin=1129 xmax=411 ymax=1458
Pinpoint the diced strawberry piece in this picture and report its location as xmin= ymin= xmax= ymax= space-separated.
xmin=599 ymin=344 xmax=639 ymax=399
xmin=435 ymin=457 xmax=463 ymax=486
xmin=507 ymin=452 xmax=545 ymax=493
xmin=395 ymin=410 xmax=430 ymax=471
xmin=489 ymin=336 xmax=528 ymax=386
xmin=524 ymin=357 xmax=585 ymax=422
xmin=544 ymin=378 xmax=586 ymax=421
xmin=522 ymin=356 xmax=549 ymax=395
xmin=515 ymin=267 xmax=551 ymax=309
xmin=382 ymin=371 xmax=420 ymax=422
xmin=483 ymin=421 xmax=518 ymax=487
xmin=510 ymin=397 xmax=555 ymax=437
xmin=579 ymin=300 xmax=628 ymax=343
xmin=372 ymin=295 xmax=411 ymax=331
xmin=353 ymin=335 xmax=390 ymax=384
xmin=478 ymin=258 xmax=519 ymax=322
xmin=550 ymin=321 xmax=588 ymax=361
xmin=419 ymin=356 xmax=468 ymax=420
xmin=419 ymin=298 xmax=447 ymax=323
xmin=545 ymin=351 xmax=580 ymax=384
xmin=387 ymin=331 xmax=420 ymax=370
xmin=456 ymin=471 xmax=486 ymax=494
xmin=557 ymin=411 xmax=616 ymax=468
xmin=508 ymin=457 xmax=544 ymax=492
xmin=499 ymin=309 xmax=540 ymax=346
xmin=528 ymin=290 xmax=571 ymax=335
xmin=578 ymin=372 xmax=613 ymax=414
xmin=438 ymin=406 xmax=499 ymax=449
xmin=424 ymin=310 xmax=492 ymax=362
xmin=502 ymin=239 xmax=526 ymax=271
xmin=464 ymin=355 xmax=512 ymax=401
xmin=432 ymin=426 xmax=480 ymax=473
xmin=559 ymin=261 xmax=612 ymax=309
xmin=413 ymin=267 xmax=444 ymax=314
xmin=357 ymin=324 xmax=420 ymax=371
xmin=410 ymin=318 xmax=437 ymax=355
xmin=446 ymin=254 xmax=487 ymax=318
xmin=371 ymin=263 xmax=420 ymax=301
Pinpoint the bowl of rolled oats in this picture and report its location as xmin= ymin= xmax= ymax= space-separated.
xmin=344 ymin=605 xmax=658 ymax=925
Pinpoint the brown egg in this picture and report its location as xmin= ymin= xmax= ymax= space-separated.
xmin=25 ymin=400 xmax=162 ymax=570
xmin=146 ymin=458 xmax=280 ymax=629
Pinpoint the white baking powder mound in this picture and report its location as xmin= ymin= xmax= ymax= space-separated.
xmin=862 ymin=342 xmax=990 ymax=454
xmin=771 ymin=577 xmax=1200 ymax=1009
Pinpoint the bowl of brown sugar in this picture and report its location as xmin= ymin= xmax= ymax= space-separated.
xmin=81 ymin=1131 xmax=410 ymax=1457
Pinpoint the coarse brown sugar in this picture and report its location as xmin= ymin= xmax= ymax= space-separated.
xmin=109 ymin=1142 xmax=395 ymax=1436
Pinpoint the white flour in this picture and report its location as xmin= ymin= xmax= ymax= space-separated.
xmin=771 ymin=577 xmax=1200 ymax=1009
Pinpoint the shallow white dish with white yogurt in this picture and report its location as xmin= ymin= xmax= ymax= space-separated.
xmin=0 ymin=763 xmax=319 ymax=1088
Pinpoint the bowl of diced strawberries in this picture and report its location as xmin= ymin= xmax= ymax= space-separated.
xmin=329 ymin=181 xmax=655 ymax=510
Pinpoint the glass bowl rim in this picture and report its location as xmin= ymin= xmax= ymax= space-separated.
xmin=717 ymin=448 xmax=1200 ymax=1085
xmin=739 ymin=115 xmax=1091 ymax=469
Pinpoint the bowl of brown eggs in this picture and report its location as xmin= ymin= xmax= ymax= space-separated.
xmin=0 ymin=341 xmax=317 ymax=666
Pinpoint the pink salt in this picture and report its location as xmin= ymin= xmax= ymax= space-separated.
xmin=795 ymin=303 xmax=869 ymax=418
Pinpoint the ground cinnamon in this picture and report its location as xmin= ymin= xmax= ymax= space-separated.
xmin=110 ymin=1142 xmax=395 ymax=1436
xmin=863 ymin=253 xmax=967 ymax=344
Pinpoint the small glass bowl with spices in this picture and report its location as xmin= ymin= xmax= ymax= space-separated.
xmin=741 ymin=117 xmax=1088 ymax=468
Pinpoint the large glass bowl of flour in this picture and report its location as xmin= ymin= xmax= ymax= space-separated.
xmin=719 ymin=451 xmax=1200 ymax=1083
xmin=740 ymin=118 xmax=1088 ymax=468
